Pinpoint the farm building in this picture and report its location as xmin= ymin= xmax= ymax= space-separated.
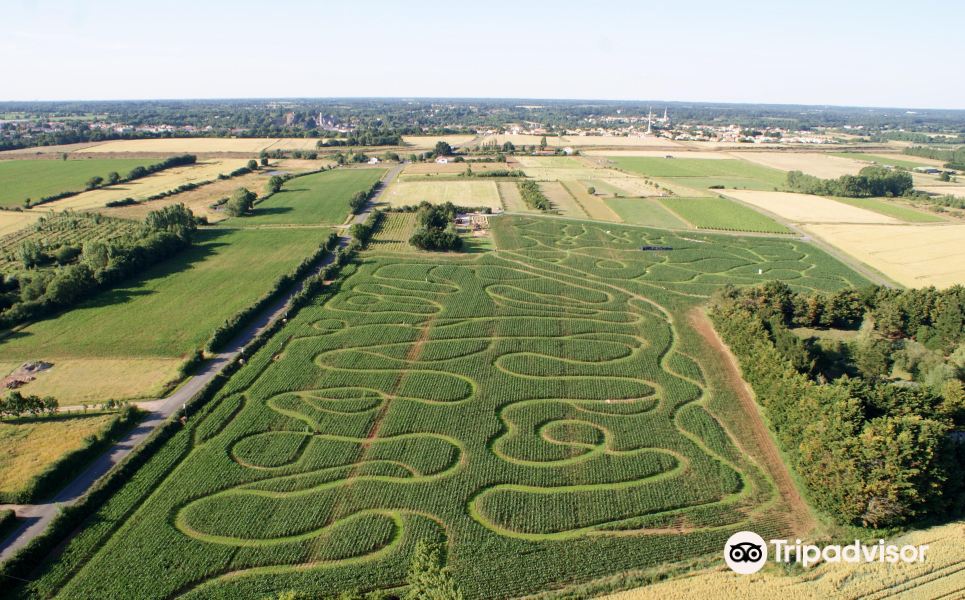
xmin=436 ymin=157 xmax=450 ymax=164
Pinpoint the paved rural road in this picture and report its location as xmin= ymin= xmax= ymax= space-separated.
xmin=0 ymin=164 xmax=402 ymax=564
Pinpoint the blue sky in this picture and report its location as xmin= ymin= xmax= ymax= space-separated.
xmin=5 ymin=0 xmax=964 ymax=108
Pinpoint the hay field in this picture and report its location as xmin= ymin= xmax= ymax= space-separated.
xmin=560 ymin=180 xmax=622 ymax=221
xmin=604 ymin=522 xmax=964 ymax=600
xmin=723 ymin=190 xmax=899 ymax=224
xmin=402 ymin=162 xmax=466 ymax=176
xmin=600 ymin=177 xmax=667 ymax=197
xmin=0 ymin=412 xmax=120 ymax=497
xmin=804 ymin=223 xmax=965 ymax=288
xmin=584 ymin=149 xmax=728 ymax=158
xmin=11 ymin=358 xmax=183 ymax=405
xmin=402 ymin=135 xmax=476 ymax=149
xmin=35 ymin=159 xmax=250 ymax=211
xmin=478 ymin=134 xmax=565 ymax=147
xmin=0 ymin=211 xmax=43 ymax=236
xmin=262 ymin=139 xmax=328 ymax=151
xmin=79 ymin=138 xmax=279 ymax=154
xmin=562 ymin=135 xmax=683 ymax=147
xmin=381 ymin=180 xmax=502 ymax=209
xmin=497 ymin=181 xmax=532 ymax=212
xmin=832 ymin=152 xmax=945 ymax=170
xmin=0 ymin=142 xmax=103 ymax=156
xmin=539 ymin=180 xmax=587 ymax=217
xmin=919 ymin=185 xmax=965 ymax=198
xmin=732 ymin=152 xmax=866 ymax=178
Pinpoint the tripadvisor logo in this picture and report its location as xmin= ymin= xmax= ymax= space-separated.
xmin=723 ymin=531 xmax=929 ymax=574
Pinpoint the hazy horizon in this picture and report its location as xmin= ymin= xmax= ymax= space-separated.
xmin=5 ymin=0 xmax=965 ymax=109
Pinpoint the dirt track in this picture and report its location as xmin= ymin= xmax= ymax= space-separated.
xmin=687 ymin=308 xmax=816 ymax=537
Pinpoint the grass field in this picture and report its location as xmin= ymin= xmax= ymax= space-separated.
xmin=7 ymin=358 xmax=184 ymax=405
xmin=381 ymin=180 xmax=502 ymax=210
xmin=0 ymin=158 xmax=156 ymax=207
xmin=658 ymin=197 xmax=791 ymax=233
xmin=829 ymin=196 xmax=947 ymax=223
xmin=540 ymin=180 xmax=588 ymax=217
xmin=830 ymin=152 xmax=939 ymax=170
xmin=610 ymin=157 xmax=788 ymax=191
xmin=497 ymin=181 xmax=534 ymax=213
xmin=29 ymin=216 xmax=873 ymax=599
xmin=235 ymin=168 xmax=385 ymax=226
xmin=804 ymin=222 xmax=965 ymax=288
xmin=0 ymin=412 xmax=120 ymax=498
xmin=0 ymin=227 xmax=329 ymax=358
xmin=720 ymin=190 xmax=899 ymax=224
xmin=606 ymin=197 xmax=691 ymax=229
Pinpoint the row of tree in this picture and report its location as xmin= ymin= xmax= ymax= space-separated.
xmin=711 ymin=283 xmax=964 ymax=528
xmin=785 ymin=166 xmax=914 ymax=198
xmin=518 ymin=180 xmax=550 ymax=210
xmin=0 ymin=391 xmax=58 ymax=418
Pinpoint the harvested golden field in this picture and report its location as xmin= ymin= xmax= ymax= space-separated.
xmin=496 ymin=181 xmax=533 ymax=212
xmin=560 ymin=181 xmax=621 ymax=221
xmin=8 ymin=358 xmax=183 ymax=405
xmin=723 ymin=190 xmax=899 ymax=224
xmin=78 ymin=138 xmax=280 ymax=154
xmin=402 ymin=134 xmax=476 ymax=149
xmin=101 ymin=160 xmax=323 ymax=222
xmin=35 ymin=159 xmax=250 ymax=211
xmin=804 ymin=223 xmax=965 ymax=288
xmin=478 ymin=134 xmax=565 ymax=147
xmin=0 ymin=210 xmax=43 ymax=236
xmin=0 ymin=142 xmax=104 ymax=156
xmin=562 ymin=135 xmax=684 ymax=147
xmin=262 ymin=138 xmax=328 ymax=151
xmin=381 ymin=180 xmax=502 ymax=209
xmin=603 ymin=522 xmax=965 ymax=600
xmin=731 ymin=152 xmax=866 ymax=178
xmin=539 ymin=180 xmax=587 ymax=217
xmin=918 ymin=185 xmax=965 ymax=198
xmin=598 ymin=176 xmax=667 ymax=197
xmin=0 ymin=412 xmax=120 ymax=496
xmin=402 ymin=162 xmax=467 ymax=175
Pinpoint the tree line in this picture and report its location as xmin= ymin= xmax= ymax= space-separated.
xmin=710 ymin=281 xmax=964 ymax=528
xmin=903 ymin=146 xmax=965 ymax=170
xmin=785 ymin=166 xmax=914 ymax=198
xmin=518 ymin=180 xmax=550 ymax=210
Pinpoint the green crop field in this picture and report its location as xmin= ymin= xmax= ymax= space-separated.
xmin=0 ymin=159 xmax=157 ymax=207
xmin=829 ymin=196 xmax=946 ymax=223
xmin=0 ymin=227 xmax=330 ymax=360
xmin=605 ymin=197 xmax=690 ymax=228
xmin=658 ymin=197 xmax=790 ymax=233
xmin=610 ymin=157 xmax=787 ymax=191
xmin=237 ymin=168 xmax=385 ymax=226
xmin=28 ymin=216 xmax=871 ymax=600
xmin=830 ymin=152 xmax=935 ymax=170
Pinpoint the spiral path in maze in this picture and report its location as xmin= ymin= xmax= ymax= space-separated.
xmin=53 ymin=217 xmax=869 ymax=600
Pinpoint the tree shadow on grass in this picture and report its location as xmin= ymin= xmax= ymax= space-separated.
xmin=0 ymin=228 xmax=234 ymax=347
xmin=250 ymin=206 xmax=294 ymax=217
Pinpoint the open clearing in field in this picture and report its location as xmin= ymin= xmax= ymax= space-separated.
xmin=659 ymin=197 xmax=791 ymax=233
xmin=0 ymin=412 xmax=119 ymax=498
xmin=606 ymin=197 xmax=690 ymax=229
xmin=35 ymin=159 xmax=251 ymax=211
xmin=39 ymin=215 xmax=871 ymax=600
xmin=730 ymin=151 xmax=866 ymax=178
xmin=605 ymin=522 xmax=965 ymax=600
xmin=804 ymin=222 xmax=965 ymax=288
xmin=382 ymin=180 xmax=502 ymax=209
xmin=234 ymin=168 xmax=385 ymax=226
xmin=0 ymin=158 xmax=158 ymax=207
xmin=721 ymin=190 xmax=899 ymax=224
xmin=0 ymin=227 xmax=330 ymax=403
xmin=8 ymin=358 xmax=183 ymax=405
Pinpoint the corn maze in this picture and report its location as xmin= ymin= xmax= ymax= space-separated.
xmin=41 ymin=217 xmax=871 ymax=599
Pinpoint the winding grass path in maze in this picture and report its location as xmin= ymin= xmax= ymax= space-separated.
xmin=46 ymin=216 xmax=870 ymax=600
